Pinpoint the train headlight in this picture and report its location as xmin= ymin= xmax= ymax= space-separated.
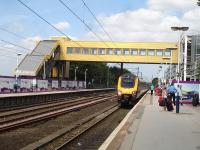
xmin=118 ymin=91 xmax=122 ymax=96
xmin=132 ymin=91 xmax=136 ymax=96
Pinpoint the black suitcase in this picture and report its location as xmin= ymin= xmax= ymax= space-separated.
xmin=166 ymin=97 xmax=174 ymax=111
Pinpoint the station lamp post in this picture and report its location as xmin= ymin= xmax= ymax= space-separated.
xmin=74 ymin=66 xmax=78 ymax=81
xmin=171 ymin=26 xmax=189 ymax=82
xmin=84 ymin=68 xmax=88 ymax=88
xmin=158 ymin=66 xmax=163 ymax=84
xmin=107 ymin=67 xmax=109 ymax=88
xmin=162 ymin=57 xmax=171 ymax=83
xmin=16 ymin=53 xmax=22 ymax=83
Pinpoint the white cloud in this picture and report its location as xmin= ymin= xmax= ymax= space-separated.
xmin=53 ymin=21 xmax=70 ymax=30
xmin=148 ymin=0 xmax=197 ymax=12
xmin=82 ymin=9 xmax=181 ymax=42
xmin=83 ymin=6 xmax=200 ymax=42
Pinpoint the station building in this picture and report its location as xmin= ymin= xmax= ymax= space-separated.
xmin=165 ymin=34 xmax=200 ymax=81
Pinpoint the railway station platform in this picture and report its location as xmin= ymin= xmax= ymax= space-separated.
xmin=0 ymin=88 xmax=114 ymax=98
xmin=0 ymin=88 xmax=114 ymax=110
xmin=99 ymin=92 xmax=200 ymax=150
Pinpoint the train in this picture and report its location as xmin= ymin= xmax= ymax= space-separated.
xmin=117 ymin=73 xmax=140 ymax=107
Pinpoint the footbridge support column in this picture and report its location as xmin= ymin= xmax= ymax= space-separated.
xmin=121 ymin=63 xmax=123 ymax=75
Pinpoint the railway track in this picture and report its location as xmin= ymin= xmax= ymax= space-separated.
xmin=0 ymin=92 xmax=115 ymax=122
xmin=0 ymin=92 xmax=116 ymax=132
xmin=0 ymin=91 xmax=110 ymax=112
xmin=21 ymin=103 xmax=119 ymax=150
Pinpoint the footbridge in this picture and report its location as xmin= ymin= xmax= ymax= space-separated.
xmin=15 ymin=37 xmax=178 ymax=78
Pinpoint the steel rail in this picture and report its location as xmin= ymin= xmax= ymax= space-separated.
xmin=0 ymin=96 xmax=116 ymax=132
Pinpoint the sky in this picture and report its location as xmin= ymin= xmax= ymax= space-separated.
xmin=0 ymin=0 xmax=200 ymax=82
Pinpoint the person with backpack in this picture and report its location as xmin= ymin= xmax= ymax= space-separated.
xmin=167 ymin=83 xmax=177 ymax=105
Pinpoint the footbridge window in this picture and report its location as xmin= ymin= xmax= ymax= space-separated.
xmin=74 ymin=48 xmax=81 ymax=54
xmin=148 ymin=49 xmax=155 ymax=56
xmin=131 ymin=49 xmax=138 ymax=55
xmin=107 ymin=48 xmax=113 ymax=55
xmin=123 ymin=48 xmax=130 ymax=55
xmin=115 ymin=48 xmax=122 ymax=55
xmin=91 ymin=48 xmax=97 ymax=54
xmin=164 ymin=49 xmax=171 ymax=56
xmin=139 ymin=49 xmax=146 ymax=56
xmin=83 ymin=48 xmax=90 ymax=54
xmin=156 ymin=50 xmax=163 ymax=56
xmin=99 ymin=48 xmax=106 ymax=55
xmin=67 ymin=47 xmax=73 ymax=54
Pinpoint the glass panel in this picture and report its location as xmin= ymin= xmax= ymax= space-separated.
xmin=139 ymin=49 xmax=146 ymax=56
xmin=164 ymin=49 xmax=171 ymax=56
xmin=131 ymin=49 xmax=138 ymax=55
xmin=107 ymin=48 xmax=113 ymax=55
xmin=123 ymin=48 xmax=130 ymax=55
xmin=74 ymin=48 xmax=81 ymax=54
xmin=83 ymin=48 xmax=89 ymax=54
xmin=67 ymin=47 xmax=73 ymax=54
xmin=156 ymin=50 xmax=163 ymax=56
xmin=148 ymin=49 xmax=155 ymax=56
xmin=99 ymin=48 xmax=106 ymax=55
xmin=115 ymin=48 xmax=122 ymax=55
xmin=91 ymin=48 xmax=97 ymax=55
xmin=197 ymin=48 xmax=200 ymax=54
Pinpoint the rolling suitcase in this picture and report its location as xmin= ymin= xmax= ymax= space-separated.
xmin=166 ymin=96 xmax=174 ymax=111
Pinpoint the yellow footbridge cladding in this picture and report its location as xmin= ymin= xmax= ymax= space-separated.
xmin=52 ymin=37 xmax=178 ymax=64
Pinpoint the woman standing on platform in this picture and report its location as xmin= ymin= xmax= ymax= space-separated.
xmin=162 ymin=86 xmax=167 ymax=111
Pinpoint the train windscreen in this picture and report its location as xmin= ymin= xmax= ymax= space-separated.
xmin=121 ymin=75 xmax=135 ymax=88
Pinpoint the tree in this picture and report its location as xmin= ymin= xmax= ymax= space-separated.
xmin=198 ymin=0 xmax=200 ymax=6
xmin=152 ymin=78 xmax=159 ymax=87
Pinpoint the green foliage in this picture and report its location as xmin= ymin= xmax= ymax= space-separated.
xmin=152 ymin=78 xmax=158 ymax=87
xmin=69 ymin=62 xmax=131 ymax=87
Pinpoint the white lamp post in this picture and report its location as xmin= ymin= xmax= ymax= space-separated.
xmin=16 ymin=53 xmax=22 ymax=83
xmin=84 ymin=68 xmax=88 ymax=88
xmin=107 ymin=67 xmax=109 ymax=88
xmin=171 ymin=26 xmax=189 ymax=82
xmin=162 ymin=56 xmax=170 ymax=83
xmin=74 ymin=66 xmax=78 ymax=81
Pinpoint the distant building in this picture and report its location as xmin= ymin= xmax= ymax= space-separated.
xmin=165 ymin=34 xmax=200 ymax=81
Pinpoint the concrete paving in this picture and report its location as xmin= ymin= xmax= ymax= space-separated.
xmin=120 ymin=95 xmax=200 ymax=150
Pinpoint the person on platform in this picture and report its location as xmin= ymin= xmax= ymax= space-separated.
xmin=167 ymin=83 xmax=177 ymax=105
xmin=162 ymin=86 xmax=168 ymax=111
xmin=150 ymin=84 xmax=154 ymax=95
xmin=176 ymin=84 xmax=183 ymax=105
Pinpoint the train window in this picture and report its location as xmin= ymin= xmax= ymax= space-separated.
xmin=67 ymin=47 xmax=73 ymax=54
xmin=115 ymin=48 xmax=122 ymax=55
xmin=74 ymin=48 xmax=81 ymax=54
xmin=107 ymin=48 xmax=113 ymax=55
xmin=164 ymin=49 xmax=171 ymax=56
xmin=99 ymin=48 xmax=106 ymax=55
xmin=131 ymin=49 xmax=138 ymax=55
xmin=123 ymin=49 xmax=130 ymax=55
xmin=139 ymin=49 xmax=146 ymax=56
xmin=121 ymin=77 xmax=135 ymax=88
xmin=83 ymin=48 xmax=89 ymax=54
xmin=91 ymin=48 xmax=97 ymax=54
xmin=148 ymin=49 xmax=155 ymax=56
xmin=156 ymin=50 xmax=163 ymax=56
